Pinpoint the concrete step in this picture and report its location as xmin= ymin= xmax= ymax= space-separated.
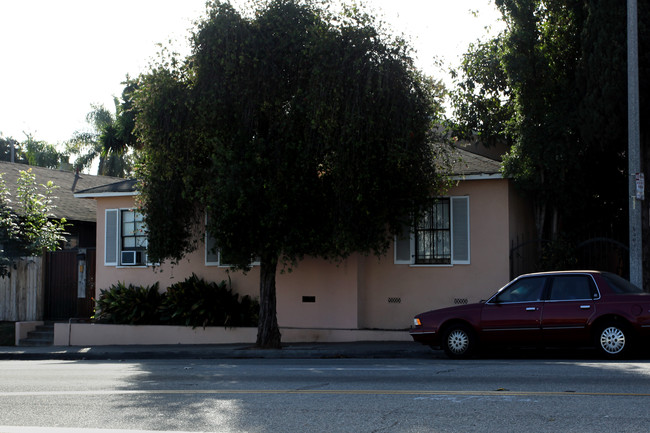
xmin=19 ymin=323 xmax=54 ymax=346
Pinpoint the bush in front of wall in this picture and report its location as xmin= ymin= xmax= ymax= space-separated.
xmin=93 ymin=275 xmax=259 ymax=328
xmin=161 ymin=274 xmax=259 ymax=328
xmin=94 ymin=282 xmax=164 ymax=325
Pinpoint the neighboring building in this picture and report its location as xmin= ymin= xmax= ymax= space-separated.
xmin=75 ymin=148 xmax=534 ymax=332
xmin=0 ymin=161 xmax=123 ymax=249
xmin=0 ymin=161 xmax=123 ymax=323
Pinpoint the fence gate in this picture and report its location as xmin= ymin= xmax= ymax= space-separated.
xmin=510 ymin=235 xmax=629 ymax=280
xmin=44 ymin=248 xmax=95 ymax=321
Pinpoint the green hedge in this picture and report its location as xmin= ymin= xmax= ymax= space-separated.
xmin=94 ymin=274 xmax=259 ymax=328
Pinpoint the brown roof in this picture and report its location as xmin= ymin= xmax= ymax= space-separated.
xmin=0 ymin=161 xmax=123 ymax=222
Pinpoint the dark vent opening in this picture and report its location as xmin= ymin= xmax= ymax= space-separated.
xmin=302 ymin=296 xmax=316 ymax=303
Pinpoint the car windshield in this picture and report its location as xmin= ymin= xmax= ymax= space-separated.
xmin=491 ymin=276 xmax=546 ymax=303
xmin=602 ymin=273 xmax=645 ymax=294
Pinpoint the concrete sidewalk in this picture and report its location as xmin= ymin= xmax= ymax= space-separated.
xmin=0 ymin=341 xmax=439 ymax=361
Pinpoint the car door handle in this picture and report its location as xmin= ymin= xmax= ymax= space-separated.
xmin=526 ymin=307 xmax=538 ymax=311
xmin=580 ymin=305 xmax=591 ymax=310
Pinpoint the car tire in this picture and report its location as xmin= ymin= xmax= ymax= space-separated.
xmin=595 ymin=321 xmax=631 ymax=358
xmin=442 ymin=324 xmax=475 ymax=359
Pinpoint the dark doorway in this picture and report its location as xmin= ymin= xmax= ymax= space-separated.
xmin=44 ymin=249 xmax=95 ymax=320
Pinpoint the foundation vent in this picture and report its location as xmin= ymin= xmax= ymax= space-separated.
xmin=387 ymin=297 xmax=402 ymax=304
xmin=454 ymin=298 xmax=469 ymax=305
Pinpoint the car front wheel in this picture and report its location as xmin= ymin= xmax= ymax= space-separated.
xmin=595 ymin=321 xmax=631 ymax=358
xmin=442 ymin=324 xmax=475 ymax=359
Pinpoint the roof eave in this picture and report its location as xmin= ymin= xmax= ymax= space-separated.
xmin=450 ymin=173 xmax=504 ymax=181
xmin=74 ymin=191 xmax=139 ymax=199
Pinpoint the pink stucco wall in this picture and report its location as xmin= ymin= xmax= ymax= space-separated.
xmin=358 ymin=179 xmax=512 ymax=329
xmin=91 ymin=178 xmax=522 ymax=331
xmin=95 ymin=196 xmax=259 ymax=298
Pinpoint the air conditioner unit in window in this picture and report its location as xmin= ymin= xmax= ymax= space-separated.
xmin=121 ymin=250 xmax=143 ymax=266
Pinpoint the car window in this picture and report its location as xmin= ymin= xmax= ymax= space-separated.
xmin=602 ymin=273 xmax=644 ymax=294
xmin=493 ymin=277 xmax=546 ymax=303
xmin=548 ymin=275 xmax=595 ymax=300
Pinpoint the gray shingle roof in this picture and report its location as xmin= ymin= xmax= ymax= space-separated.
xmin=449 ymin=147 xmax=502 ymax=178
xmin=68 ymin=147 xmax=504 ymax=202
xmin=74 ymin=179 xmax=139 ymax=196
xmin=0 ymin=161 xmax=123 ymax=222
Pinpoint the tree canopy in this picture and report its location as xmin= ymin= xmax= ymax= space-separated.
xmin=450 ymin=0 xmax=648 ymax=283
xmin=452 ymin=0 xmax=647 ymax=238
xmin=135 ymin=0 xmax=446 ymax=348
xmin=1 ymin=133 xmax=69 ymax=169
xmin=0 ymin=135 xmax=26 ymax=164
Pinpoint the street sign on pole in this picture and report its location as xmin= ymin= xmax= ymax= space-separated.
xmin=636 ymin=173 xmax=645 ymax=200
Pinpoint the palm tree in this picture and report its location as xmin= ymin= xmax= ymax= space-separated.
xmin=67 ymin=79 xmax=138 ymax=177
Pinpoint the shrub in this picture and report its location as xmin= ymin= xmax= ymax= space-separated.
xmin=93 ymin=275 xmax=259 ymax=328
xmin=161 ymin=274 xmax=259 ymax=328
xmin=94 ymin=282 xmax=164 ymax=325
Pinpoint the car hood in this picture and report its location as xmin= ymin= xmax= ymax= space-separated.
xmin=417 ymin=302 xmax=484 ymax=319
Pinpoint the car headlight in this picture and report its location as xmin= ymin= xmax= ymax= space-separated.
xmin=413 ymin=318 xmax=422 ymax=327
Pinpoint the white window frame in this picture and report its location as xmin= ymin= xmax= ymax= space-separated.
xmin=104 ymin=208 xmax=150 ymax=268
xmin=393 ymin=196 xmax=470 ymax=266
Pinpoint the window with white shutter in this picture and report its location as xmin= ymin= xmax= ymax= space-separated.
xmin=104 ymin=208 xmax=149 ymax=267
xmin=394 ymin=196 xmax=470 ymax=266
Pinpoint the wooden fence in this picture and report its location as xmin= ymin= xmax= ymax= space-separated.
xmin=0 ymin=257 xmax=43 ymax=321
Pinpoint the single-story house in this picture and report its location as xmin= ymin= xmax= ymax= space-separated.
xmin=0 ymin=161 xmax=122 ymax=323
xmin=73 ymin=147 xmax=534 ymax=337
xmin=0 ymin=161 xmax=123 ymax=249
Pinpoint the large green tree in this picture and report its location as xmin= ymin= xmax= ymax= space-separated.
xmin=136 ymin=0 xmax=445 ymax=348
xmin=497 ymin=0 xmax=585 ymax=240
xmin=451 ymin=1 xmax=637 ymax=236
xmin=451 ymin=0 xmax=648 ymax=285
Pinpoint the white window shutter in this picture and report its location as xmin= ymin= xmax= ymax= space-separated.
xmin=451 ymin=197 xmax=470 ymax=264
xmin=205 ymin=212 xmax=219 ymax=265
xmin=394 ymin=223 xmax=413 ymax=264
xmin=105 ymin=209 xmax=119 ymax=266
xmin=205 ymin=232 xmax=219 ymax=265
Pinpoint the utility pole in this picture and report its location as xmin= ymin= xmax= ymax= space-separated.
xmin=628 ymin=0 xmax=643 ymax=287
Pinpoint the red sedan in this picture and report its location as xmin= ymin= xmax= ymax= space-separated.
xmin=410 ymin=271 xmax=650 ymax=358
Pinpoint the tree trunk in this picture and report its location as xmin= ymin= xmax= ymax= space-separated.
xmin=256 ymin=253 xmax=282 ymax=348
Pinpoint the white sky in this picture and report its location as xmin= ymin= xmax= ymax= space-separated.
xmin=0 ymin=0 xmax=503 ymax=146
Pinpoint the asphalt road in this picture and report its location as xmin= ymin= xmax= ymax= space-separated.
xmin=1 ymin=357 xmax=650 ymax=432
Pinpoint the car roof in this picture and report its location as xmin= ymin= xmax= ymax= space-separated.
xmin=517 ymin=270 xmax=602 ymax=278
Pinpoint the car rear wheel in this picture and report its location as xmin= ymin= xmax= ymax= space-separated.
xmin=442 ymin=324 xmax=475 ymax=359
xmin=595 ymin=321 xmax=631 ymax=358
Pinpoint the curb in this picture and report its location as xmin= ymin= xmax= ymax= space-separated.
xmin=0 ymin=342 xmax=438 ymax=361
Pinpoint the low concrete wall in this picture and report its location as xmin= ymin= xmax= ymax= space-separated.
xmin=15 ymin=321 xmax=43 ymax=345
xmin=53 ymin=323 xmax=411 ymax=346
